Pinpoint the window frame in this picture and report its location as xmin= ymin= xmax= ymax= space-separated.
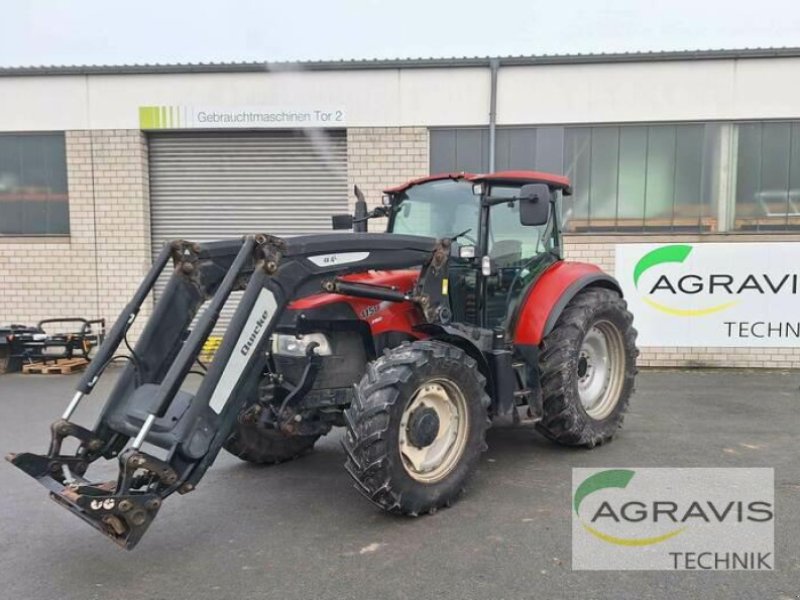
xmin=0 ymin=131 xmax=70 ymax=237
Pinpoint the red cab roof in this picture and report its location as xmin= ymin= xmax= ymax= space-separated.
xmin=383 ymin=170 xmax=572 ymax=195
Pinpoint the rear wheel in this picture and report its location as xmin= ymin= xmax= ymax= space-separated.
xmin=537 ymin=287 xmax=638 ymax=448
xmin=224 ymin=420 xmax=320 ymax=465
xmin=343 ymin=341 xmax=490 ymax=515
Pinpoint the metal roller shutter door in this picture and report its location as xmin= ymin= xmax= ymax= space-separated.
xmin=148 ymin=129 xmax=348 ymax=330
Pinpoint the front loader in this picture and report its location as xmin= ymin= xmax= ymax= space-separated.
xmin=7 ymin=171 xmax=638 ymax=549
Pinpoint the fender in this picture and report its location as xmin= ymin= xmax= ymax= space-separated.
xmin=512 ymin=261 xmax=622 ymax=346
xmin=414 ymin=323 xmax=493 ymax=393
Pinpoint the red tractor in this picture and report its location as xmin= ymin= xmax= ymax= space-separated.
xmin=8 ymin=170 xmax=638 ymax=548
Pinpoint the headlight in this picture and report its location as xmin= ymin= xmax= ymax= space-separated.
xmin=271 ymin=333 xmax=332 ymax=357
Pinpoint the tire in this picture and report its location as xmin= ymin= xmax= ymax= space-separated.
xmin=536 ymin=287 xmax=638 ymax=448
xmin=0 ymin=348 xmax=9 ymax=374
xmin=224 ymin=420 xmax=320 ymax=465
xmin=343 ymin=340 xmax=490 ymax=516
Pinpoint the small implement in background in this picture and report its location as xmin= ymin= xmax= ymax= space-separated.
xmin=0 ymin=318 xmax=105 ymax=374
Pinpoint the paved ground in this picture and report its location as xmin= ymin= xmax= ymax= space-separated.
xmin=1 ymin=369 xmax=799 ymax=600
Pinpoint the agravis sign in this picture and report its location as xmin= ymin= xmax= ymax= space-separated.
xmin=615 ymin=242 xmax=800 ymax=347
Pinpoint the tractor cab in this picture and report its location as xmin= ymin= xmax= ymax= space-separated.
xmin=381 ymin=172 xmax=572 ymax=328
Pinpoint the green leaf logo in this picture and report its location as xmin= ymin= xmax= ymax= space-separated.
xmin=574 ymin=469 xmax=635 ymax=515
xmin=633 ymin=245 xmax=692 ymax=289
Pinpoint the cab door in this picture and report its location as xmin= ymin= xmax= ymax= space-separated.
xmin=483 ymin=188 xmax=559 ymax=328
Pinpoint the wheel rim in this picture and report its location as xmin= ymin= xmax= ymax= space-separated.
xmin=577 ymin=320 xmax=626 ymax=420
xmin=399 ymin=378 xmax=469 ymax=483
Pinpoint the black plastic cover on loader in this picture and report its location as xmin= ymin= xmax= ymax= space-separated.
xmin=6 ymin=232 xmax=447 ymax=549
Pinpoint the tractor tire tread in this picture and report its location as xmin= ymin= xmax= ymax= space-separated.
xmin=223 ymin=423 xmax=320 ymax=465
xmin=343 ymin=340 xmax=490 ymax=516
xmin=536 ymin=287 xmax=638 ymax=448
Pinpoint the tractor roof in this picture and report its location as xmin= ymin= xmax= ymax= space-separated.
xmin=383 ymin=170 xmax=572 ymax=195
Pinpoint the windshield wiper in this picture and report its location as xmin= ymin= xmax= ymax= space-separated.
xmin=447 ymin=228 xmax=473 ymax=242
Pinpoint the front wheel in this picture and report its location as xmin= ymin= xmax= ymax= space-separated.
xmin=343 ymin=341 xmax=490 ymax=516
xmin=224 ymin=419 xmax=320 ymax=465
xmin=536 ymin=287 xmax=638 ymax=448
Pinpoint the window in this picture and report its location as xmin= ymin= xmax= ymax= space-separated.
xmin=485 ymin=186 xmax=557 ymax=326
xmin=488 ymin=186 xmax=551 ymax=265
xmin=390 ymin=179 xmax=479 ymax=240
xmin=562 ymin=124 xmax=714 ymax=232
xmin=0 ymin=133 xmax=69 ymax=235
xmin=430 ymin=123 xmax=800 ymax=236
xmin=734 ymin=121 xmax=800 ymax=231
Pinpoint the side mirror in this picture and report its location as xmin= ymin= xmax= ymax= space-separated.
xmin=519 ymin=183 xmax=551 ymax=226
xmin=331 ymin=214 xmax=354 ymax=230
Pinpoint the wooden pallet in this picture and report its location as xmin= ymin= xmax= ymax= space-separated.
xmin=22 ymin=357 xmax=89 ymax=374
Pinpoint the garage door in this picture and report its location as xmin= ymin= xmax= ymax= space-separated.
xmin=148 ymin=129 xmax=348 ymax=330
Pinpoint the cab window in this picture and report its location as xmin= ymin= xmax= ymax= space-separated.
xmin=488 ymin=186 xmax=552 ymax=266
xmin=390 ymin=180 xmax=479 ymax=241
xmin=485 ymin=185 xmax=555 ymax=326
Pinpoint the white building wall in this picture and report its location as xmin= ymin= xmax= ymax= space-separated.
xmin=2 ymin=57 xmax=800 ymax=131
xmin=498 ymin=58 xmax=800 ymax=124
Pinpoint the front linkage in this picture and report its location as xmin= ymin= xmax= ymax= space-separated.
xmin=6 ymin=232 xmax=449 ymax=549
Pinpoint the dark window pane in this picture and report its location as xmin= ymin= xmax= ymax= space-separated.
xmin=0 ymin=200 xmax=21 ymax=233
xmin=761 ymin=123 xmax=791 ymax=194
xmin=791 ymin=123 xmax=800 ymax=219
xmin=734 ymin=122 xmax=800 ymax=231
xmin=617 ymin=126 xmax=647 ymax=224
xmin=735 ymin=123 xmax=761 ymax=216
xmin=22 ymin=196 xmax=48 ymax=234
xmin=673 ymin=125 xmax=705 ymax=228
xmin=496 ymin=128 xmax=537 ymax=171
xmin=454 ymin=129 xmax=489 ymax=173
xmin=588 ymin=127 xmax=619 ymax=226
xmin=49 ymin=199 xmax=70 ymax=235
xmin=430 ymin=129 xmax=457 ymax=173
xmin=0 ymin=132 xmax=69 ymax=235
xmin=534 ymin=127 xmax=565 ymax=174
xmin=644 ymin=125 xmax=677 ymax=223
xmin=563 ymin=128 xmax=591 ymax=231
xmin=563 ymin=127 xmax=592 ymax=231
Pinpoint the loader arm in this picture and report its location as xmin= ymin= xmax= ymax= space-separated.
xmin=7 ymin=232 xmax=448 ymax=549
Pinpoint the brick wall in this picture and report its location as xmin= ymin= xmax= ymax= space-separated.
xmin=0 ymin=129 xmax=151 ymax=338
xmin=346 ymin=127 xmax=429 ymax=230
xmin=563 ymin=235 xmax=800 ymax=368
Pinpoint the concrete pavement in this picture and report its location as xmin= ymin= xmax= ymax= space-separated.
xmin=1 ymin=369 xmax=799 ymax=600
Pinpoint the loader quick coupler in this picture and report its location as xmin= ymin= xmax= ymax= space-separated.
xmin=6 ymin=433 xmax=173 ymax=548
